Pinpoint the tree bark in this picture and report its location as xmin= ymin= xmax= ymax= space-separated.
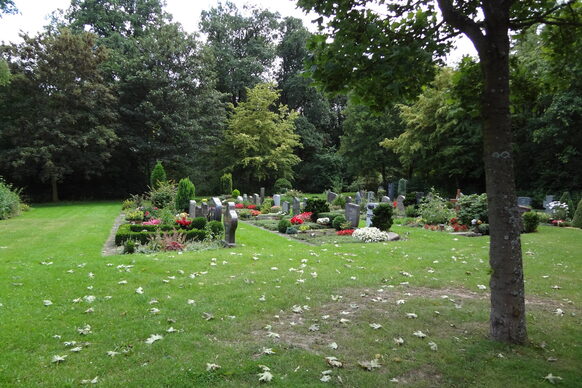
xmin=478 ymin=8 xmax=527 ymax=345
xmin=51 ymin=175 xmax=59 ymax=202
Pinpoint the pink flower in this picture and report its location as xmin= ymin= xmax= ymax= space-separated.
xmin=143 ymin=219 xmax=161 ymax=225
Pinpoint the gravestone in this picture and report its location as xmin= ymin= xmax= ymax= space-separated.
xmin=237 ymin=195 xmax=244 ymax=202
xmin=346 ymin=196 xmax=353 ymax=204
xmin=293 ymin=197 xmax=300 ymax=215
xmin=282 ymin=201 xmax=290 ymax=213
xmin=366 ymin=203 xmax=378 ymax=227
xmin=243 ymin=194 xmax=248 ymax=202
xmin=188 ymin=200 xmax=197 ymax=218
xmin=381 ymin=196 xmax=390 ymax=203
xmin=345 ymin=203 xmax=360 ymax=228
xmin=260 ymin=187 xmax=265 ymax=203
xmin=223 ymin=202 xmax=238 ymax=247
xmin=388 ymin=182 xmax=396 ymax=200
xmin=396 ymin=195 xmax=406 ymax=214
xmin=195 ymin=205 xmax=202 ymax=215
xmin=253 ymin=193 xmax=260 ymax=205
xmin=517 ymin=196 xmax=532 ymax=207
xmin=273 ymin=194 xmax=281 ymax=207
xmin=211 ymin=197 xmax=222 ymax=221
xmin=327 ymin=191 xmax=338 ymax=203
xmin=355 ymin=191 xmax=362 ymax=204
xmin=302 ymin=197 xmax=308 ymax=210
xmin=201 ymin=202 xmax=209 ymax=218
xmin=367 ymin=191 xmax=375 ymax=202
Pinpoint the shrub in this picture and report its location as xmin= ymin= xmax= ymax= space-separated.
xmin=232 ymin=189 xmax=240 ymax=198
xmin=129 ymin=224 xmax=159 ymax=232
xmin=150 ymin=161 xmax=167 ymax=189
xmin=457 ymin=193 xmax=488 ymax=225
xmin=547 ymin=201 xmax=569 ymax=220
xmin=273 ymin=178 xmax=292 ymax=193
xmin=397 ymin=178 xmax=407 ymax=196
xmin=220 ymin=173 xmax=233 ymax=195
xmin=522 ymin=211 xmax=540 ymax=233
xmin=536 ymin=211 xmax=551 ymax=224
xmin=304 ymin=198 xmax=329 ymax=221
xmin=175 ymin=178 xmax=196 ymax=212
xmin=149 ymin=181 xmax=176 ymax=209
xmin=559 ymin=192 xmax=575 ymax=218
xmin=572 ymin=199 xmax=582 ymax=228
xmin=371 ymin=203 xmax=393 ymax=231
xmin=318 ymin=211 xmax=345 ymax=225
xmin=261 ymin=198 xmax=273 ymax=214
xmin=0 ymin=178 xmax=21 ymax=220
xmin=123 ymin=240 xmax=136 ymax=254
xmin=278 ymin=219 xmax=292 ymax=233
xmin=125 ymin=210 xmax=144 ymax=222
xmin=332 ymin=195 xmax=346 ymax=208
xmin=286 ymin=226 xmax=298 ymax=234
xmin=238 ymin=209 xmax=252 ymax=219
xmin=418 ymin=191 xmax=455 ymax=225
xmin=405 ymin=205 xmax=418 ymax=217
xmin=477 ymin=223 xmax=489 ymax=235
xmin=207 ymin=220 xmax=224 ymax=239
xmin=191 ymin=217 xmax=207 ymax=230
xmin=332 ymin=215 xmax=347 ymax=230
xmin=122 ymin=199 xmax=135 ymax=210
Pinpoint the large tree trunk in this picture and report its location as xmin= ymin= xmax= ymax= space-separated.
xmin=479 ymin=12 xmax=527 ymax=344
xmin=51 ymin=175 xmax=59 ymax=202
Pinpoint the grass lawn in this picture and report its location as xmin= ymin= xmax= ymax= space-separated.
xmin=0 ymin=202 xmax=580 ymax=387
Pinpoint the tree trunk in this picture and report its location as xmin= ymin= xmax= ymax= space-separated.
xmin=51 ymin=175 xmax=59 ymax=202
xmin=479 ymin=20 xmax=527 ymax=344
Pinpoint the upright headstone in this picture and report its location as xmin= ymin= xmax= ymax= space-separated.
xmin=273 ymin=194 xmax=281 ymax=207
xmin=195 ymin=205 xmax=202 ymax=215
xmin=367 ymin=191 xmax=375 ymax=202
xmin=355 ymin=191 xmax=362 ymax=204
xmin=327 ymin=191 xmax=338 ymax=203
xmin=517 ymin=196 xmax=532 ymax=207
xmin=381 ymin=196 xmax=390 ymax=203
xmin=345 ymin=203 xmax=360 ymax=229
xmin=346 ymin=196 xmax=353 ymax=204
xmin=292 ymin=197 xmax=300 ymax=215
xmin=243 ymin=194 xmax=248 ymax=202
xmin=396 ymin=195 xmax=406 ymax=214
xmin=223 ymin=202 xmax=238 ymax=247
xmin=366 ymin=203 xmax=378 ymax=227
xmin=260 ymin=187 xmax=265 ymax=203
xmin=282 ymin=201 xmax=290 ymax=214
xmin=188 ymin=200 xmax=197 ymax=218
xmin=388 ymin=182 xmax=396 ymax=200
xmin=237 ymin=195 xmax=244 ymax=202
xmin=302 ymin=197 xmax=308 ymax=210
xmin=211 ymin=197 xmax=222 ymax=221
xmin=253 ymin=193 xmax=260 ymax=205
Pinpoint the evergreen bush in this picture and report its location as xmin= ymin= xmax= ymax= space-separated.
xmin=175 ymin=178 xmax=195 ymax=212
xmin=150 ymin=161 xmax=167 ymax=189
xmin=304 ymin=198 xmax=330 ymax=221
xmin=371 ymin=203 xmax=394 ymax=231
xmin=522 ymin=211 xmax=540 ymax=233
xmin=273 ymin=178 xmax=292 ymax=193
xmin=332 ymin=215 xmax=347 ymax=230
xmin=572 ymin=199 xmax=582 ymax=228
xmin=278 ymin=219 xmax=292 ymax=233
xmin=191 ymin=217 xmax=207 ymax=230
xmin=207 ymin=220 xmax=224 ymax=239
xmin=232 ymin=189 xmax=240 ymax=198
xmin=220 ymin=173 xmax=233 ymax=195
xmin=457 ymin=193 xmax=488 ymax=225
xmin=149 ymin=181 xmax=176 ymax=209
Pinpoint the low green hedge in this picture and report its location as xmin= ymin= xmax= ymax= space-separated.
xmin=317 ymin=211 xmax=345 ymax=224
xmin=115 ymin=224 xmax=208 ymax=246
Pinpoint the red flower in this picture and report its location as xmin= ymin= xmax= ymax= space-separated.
xmin=247 ymin=205 xmax=257 ymax=210
xmin=336 ymin=229 xmax=355 ymax=235
xmin=393 ymin=201 xmax=397 ymax=208
xmin=176 ymin=217 xmax=192 ymax=227
xmin=235 ymin=203 xmax=244 ymax=209
xmin=290 ymin=216 xmax=304 ymax=225
xmin=250 ymin=210 xmax=261 ymax=217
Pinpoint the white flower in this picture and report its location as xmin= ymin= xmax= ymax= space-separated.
xmin=352 ymin=227 xmax=392 ymax=243
xmin=317 ymin=217 xmax=330 ymax=225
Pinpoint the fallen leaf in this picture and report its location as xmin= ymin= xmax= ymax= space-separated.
xmin=107 ymin=351 xmax=120 ymax=357
xmin=329 ymin=342 xmax=338 ymax=349
xmin=206 ymin=363 xmax=221 ymax=371
xmin=51 ymin=355 xmax=67 ymax=363
xmin=543 ymin=373 xmax=563 ymax=384
xmin=393 ymin=337 xmax=404 ymax=345
xmin=145 ymin=334 xmax=163 ymax=344
xmin=43 ymin=300 xmax=53 ymax=306
xmin=358 ymin=359 xmax=381 ymax=371
xmin=406 ymin=313 xmax=418 ymax=319
xmin=258 ymin=371 xmax=273 ymax=382
xmin=325 ymin=356 xmax=343 ymax=368
xmin=369 ymin=323 xmax=382 ymax=330
xmin=80 ymin=376 xmax=98 ymax=385
xmin=413 ymin=331 xmax=427 ymax=338
xmin=428 ymin=341 xmax=438 ymax=351
xmin=135 ymin=287 xmax=144 ymax=294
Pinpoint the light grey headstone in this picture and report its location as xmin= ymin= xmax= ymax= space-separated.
xmin=253 ymin=193 xmax=260 ymax=205
xmin=201 ymin=202 xmax=209 ymax=218
xmin=345 ymin=203 xmax=360 ymax=228
xmin=367 ymin=191 xmax=375 ymax=202
xmin=543 ymin=195 xmax=554 ymax=209
xmin=346 ymin=196 xmax=353 ymax=204
xmin=366 ymin=203 xmax=378 ymax=227
xmin=302 ymin=198 xmax=308 ymax=210
xmin=243 ymin=194 xmax=248 ymax=202
xmin=327 ymin=191 xmax=338 ymax=203
xmin=211 ymin=197 xmax=222 ymax=221
xmin=381 ymin=196 xmax=390 ymax=203
xmin=282 ymin=201 xmax=290 ymax=213
xmin=273 ymin=194 xmax=281 ymax=207
xmin=188 ymin=200 xmax=197 ymax=218
xmin=388 ymin=183 xmax=396 ymax=200
xmin=355 ymin=191 xmax=361 ymax=204
xmin=260 ymin=187 xmax=265 ymax=202
xmin=517 ymin=196 xmax=532 ymax=207
xmin=223 ymin=202 xmax=238 ymax=247
xmin=237 ymin=195 xmax=243 ymax=202
xmin=292 ymin=197 xmax=300 ymax=215
xmin=396 ymin=195 xmax=406 ymax=214
xmin=195 ymin=205 xmax=202 ymax=216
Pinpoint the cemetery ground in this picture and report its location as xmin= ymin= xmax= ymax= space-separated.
xmin=0 ymin=202 xmax=580 ymax=387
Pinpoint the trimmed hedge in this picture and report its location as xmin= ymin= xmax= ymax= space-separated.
xmin=115 ymin=224 xmax=208 ymax=246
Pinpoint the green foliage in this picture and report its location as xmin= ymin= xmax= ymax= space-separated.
xmin=206 ymin=220 xmax=224 ymax=239
xmin=273 ymin=178 xmax=292 ymax=193
xmin=175 ymin=178 xmax=195 ymax=212
xmin=573 ymin=199 xmax=582 ymax=228
xmin=191 ymin=217 xmax=208 ymax=230
xmin=149 ymin=181 xmax=176 ymax=209
xmin=304 ymin=198 xmax=330 ymax=221
xmin=223 ymin=83 xmax=301 ymax=186
xmin=0 ymin=177 xmax=21 ymax=220
xmin=278 ymin=219 xmax=292 ymax=233
xmin=397 ymin=179 xmax=408 ymax=196
xmin=332 ymin=215 xmax=347 ymax=230
xmin=559 ymin=192 xmax=575 ymax=218
xmin=220 ymin=173 xmax=233 ymax=195
xmin=232 ymin=189 xmax=240 ymax=198
xmin=457 ymin=194 xmax=488 ymax=225
xmin=332 ymin=195 xmax=346 ymax=208
xmin=0 ymin=59 xmax=10 ymax=86
xmin=125 ymin=210 xmax=144 ymax=222
xmin=123 ymin=239 xmax=136 ymax=254
xmin=371 ymin=203 xmax=394 ymax=232
xmin=286 ymin=226 xmax=298 ymax=234
xmin=261 ymin=198 xmax=273 ymax=214
xmin=405 ymin=205 xmax=418 ymax=218
xmin=115 ymin=224 xmax=208 ymax=246
xmin=419 ymin=191 xmax=455 ymax=225
xmin=150 ymin=161 xmax=167 ymax=189
xmin=522 ymin=212 xmax=540 ymax=233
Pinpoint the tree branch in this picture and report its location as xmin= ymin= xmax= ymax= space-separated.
xmin=509 ymin=0 xmax=580 ymax=29
xmin=436 ymin=0 xmax=485 ymax=52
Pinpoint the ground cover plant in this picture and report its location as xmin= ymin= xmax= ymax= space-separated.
xmin=0 ymin=202 xmax=580 ymax=387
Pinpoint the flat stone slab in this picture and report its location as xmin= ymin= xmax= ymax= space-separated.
xmin=449 ymin=232 xmax=482 ymax=237
xmin=385 ymin=232 xmax=400 ymax=241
